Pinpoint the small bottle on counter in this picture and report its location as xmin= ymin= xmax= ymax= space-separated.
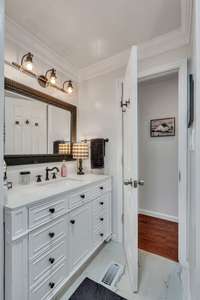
xmin=61 ymin=161 xmax=67 ymax=177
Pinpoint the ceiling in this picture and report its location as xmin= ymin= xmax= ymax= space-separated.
xmin=6 ymin=0 xmax=181 ymax=69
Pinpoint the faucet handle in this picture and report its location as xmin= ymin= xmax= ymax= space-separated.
xmin=36 ymin=175 xmax=42 ymax=183
xmin=52 ymin=172 xmax=57 ymax=180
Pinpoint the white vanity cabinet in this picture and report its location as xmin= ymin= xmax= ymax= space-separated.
xmin=69 ymin=203 xmax=92 ymax=271
xmin=5 ymin=176 xmax=112 ymax=300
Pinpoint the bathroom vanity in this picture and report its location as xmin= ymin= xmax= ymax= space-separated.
xmin=4 ymin=174 xmax=112 ymax=300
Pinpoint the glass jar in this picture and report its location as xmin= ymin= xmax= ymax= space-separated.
xmin=19 ymin=171 xmax=31 ymax=185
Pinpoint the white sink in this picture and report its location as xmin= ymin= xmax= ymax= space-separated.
xmin=37 ymin=177 xmax=82 ymax=187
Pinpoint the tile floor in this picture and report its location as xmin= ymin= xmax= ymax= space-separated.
xmin=57 ymin=241 xmax=183 ymax=300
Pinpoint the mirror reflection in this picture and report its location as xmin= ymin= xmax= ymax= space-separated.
xmin=4 ymin=92 xmax=71 ymax=155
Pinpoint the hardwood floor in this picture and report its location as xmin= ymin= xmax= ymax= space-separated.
xmin=138 ymin=214 xmax=178 ymax=262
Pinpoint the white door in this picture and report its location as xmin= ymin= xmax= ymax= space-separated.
xmin=122 ymin=46 xmax=139 ymax=293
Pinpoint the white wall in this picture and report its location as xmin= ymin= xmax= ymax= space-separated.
xmin=78 ymin=68 xmax=124 ymax=241
xmin=138 ymin=74 xmax=178 ymax=220
xmin=0 ymin=1 xmax=4 ymax=299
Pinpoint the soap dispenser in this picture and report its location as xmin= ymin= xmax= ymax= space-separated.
xmin=61 ymin=160 xmax=67 ymax=177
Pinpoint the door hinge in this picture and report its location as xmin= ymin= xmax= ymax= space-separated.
xmin=121 ymin=98 xmax=130 ymax=112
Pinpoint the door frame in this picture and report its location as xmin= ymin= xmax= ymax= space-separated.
xmin=117 ymin=58 xmax=188 ymax=265
xmin=0 ymin=0 xmax=4 ymax=299
xmin=138 ymin=59 xmax=188 ymax=264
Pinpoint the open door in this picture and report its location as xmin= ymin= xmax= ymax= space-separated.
xmin=122 ymin=46 xmax=140 ymax=293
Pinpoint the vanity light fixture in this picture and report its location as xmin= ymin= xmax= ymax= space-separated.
xmin=6 ymin=52 xmax=74 ymax=96
xmin=21 ymin=52 xmax=34 ymax=71
xmin=63 ymin=80 xmax=73 ymax=94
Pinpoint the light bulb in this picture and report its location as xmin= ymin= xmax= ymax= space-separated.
xmin=48 ymin=69 xmax=57 ymax=85
xmin=67 ymin=86 xmax=73 ymax=94
xmin=50 ymin=76 xmax=56 ymax=85
xmin=25 ymin=61 xmax=33 ymax=71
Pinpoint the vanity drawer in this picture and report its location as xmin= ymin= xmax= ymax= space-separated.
xmin=93 ymin=213 xmax=107 ymax=230
xmin=87 ymin=180 xmax=112 ymax=201
xmin=29 ymin=197 xmax=67 ymax=229
xmin=29 ymin=238 xmax=67 ymax=287
xmin=29 ymin=217 xmax=66 ymax=259
xmin=92 ymin=195 xmax=108 ymax=215
xmin=93 ymin=225 xmax=106 ymax=247
xmin=30 ymin=259 xmax=66 ymax=300
xmin=69 ymin=191 xmax=88 ymax=209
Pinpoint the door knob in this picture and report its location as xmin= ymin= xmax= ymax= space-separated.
xmin=138 ymin=179 xmax=144 ymax=186
xmin=133 ymin=179 xmax=145 ymax=188
xmin=123 ymin=179 xmax=133 ymax=186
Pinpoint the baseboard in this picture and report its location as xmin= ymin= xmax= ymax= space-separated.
xmin=181 ymin=261 xmax=191 ymax=300
xmin=139 ymin=209 xmax=178 ymax=223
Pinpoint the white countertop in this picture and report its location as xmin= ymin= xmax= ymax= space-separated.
xmin=5 ymin=174 xmax=110 ymax=210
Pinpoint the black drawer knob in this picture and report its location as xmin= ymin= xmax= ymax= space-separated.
xmin=100 ymin=233 xmax=104 ymax=237
xmin=48 ymin=232 xmax=55 ymax=238
xmin=49 ymin=257 xmax=55 ymax=264
xmin=100 ymin=202 xmax=104 ymax=206
xmin=70 ymin=220 xmax=75 ymax=224
xmin=80 ymin=194 xmax=85 ymax=199
xmin=100 ymin=218 xmax=104 ymax=221
xmin=49 ymin=282 xmax=55 ymax=289
xmin=100 ymin=186 xmax=104 ymax=190
xmin=49 ymin=208 xmax=55 ymax=214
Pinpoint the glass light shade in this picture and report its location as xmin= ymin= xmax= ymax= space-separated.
xmin=24 ymin=61 xmax=33 ymax=71
xmin=22 ymin=52 xmax=33 ymax=71
xmin=73 ymin=143 xmax=89 ymax=159
xmin=67 ymin=86 xmax=73 ymax=94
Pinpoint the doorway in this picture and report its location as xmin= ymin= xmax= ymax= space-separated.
xmin=138 ymin=72 xmax=179 ymax=261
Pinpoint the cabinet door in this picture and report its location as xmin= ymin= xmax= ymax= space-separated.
xmin=69 ymin=203 xmax=92 ymax=271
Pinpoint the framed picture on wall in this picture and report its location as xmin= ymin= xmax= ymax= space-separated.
xmin=150 ymin=117 xmax=175 ymax=137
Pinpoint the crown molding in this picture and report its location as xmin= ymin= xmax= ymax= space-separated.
xmin=79 ymin=0 xmax=192 ymax=81
xmin=5 ymin=16 xmax=79 ymax=82
xmin=181 ymin=0 xmax=193 ymax=44
xmin=79 ymin=29 xmax=187 ymax=81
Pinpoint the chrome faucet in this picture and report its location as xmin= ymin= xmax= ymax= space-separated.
xmin=45 ymin=167 xmax=59 ymax=181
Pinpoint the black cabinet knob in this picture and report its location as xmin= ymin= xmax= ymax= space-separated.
xmin=100 ymin=218 xmax=104 ymax=221
xmin=100 ymin=186 xmax=104 ymax=190
xmin=49 ymin=208 xmax=55 ymax=214
xmin=100 ymin=202 xmax=104 ymax=206
xmin=70 ymin=220 xmax=75 ymax=224
xmin=48 ymin=232 xmax=55 ymax=238
xmin=49 ymin=282 xmax=55 ymax=289
xmin=100 ymin=233 xmax=104 ymax=237
xmin=80 ymin=194 xmax=85 ymax=199
xmin=15 ymin=120 xmax=20 ymax=125
xmin=49 ymin=257 xmax=55 ymax=264
xmin=25 ymin=120 xmax=30 ymax=125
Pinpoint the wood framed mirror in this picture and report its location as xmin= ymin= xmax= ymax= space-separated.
xmin=4 ymin=78 xmax=77 ymax=165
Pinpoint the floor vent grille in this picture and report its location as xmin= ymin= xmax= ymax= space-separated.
xmin=100 ymin=262 xmax=124 ymax=289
